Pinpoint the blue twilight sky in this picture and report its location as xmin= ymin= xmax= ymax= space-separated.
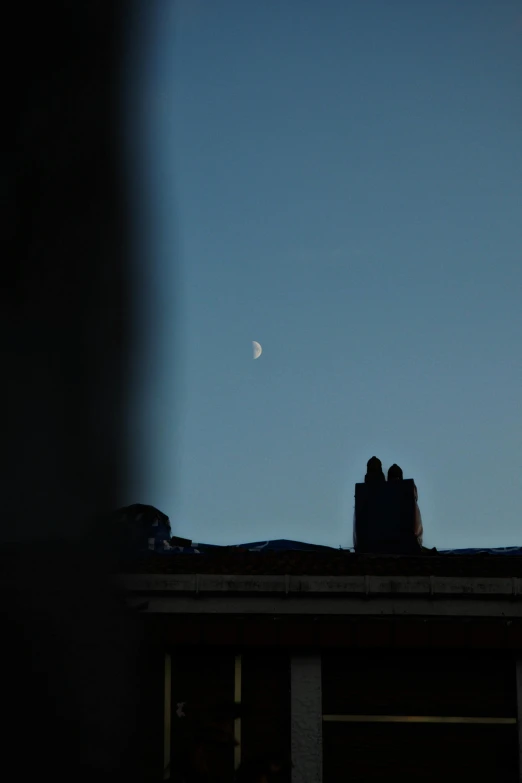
xmin=125 ymin=0 xmax=522 ymax=549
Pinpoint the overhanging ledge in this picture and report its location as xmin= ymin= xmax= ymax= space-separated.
xmin=117 ymin=574 xmax=522 ymax=618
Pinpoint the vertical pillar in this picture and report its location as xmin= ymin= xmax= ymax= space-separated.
xmin=291 ymin=655 xmax=323 ymax=783
xmin=516 ymin=658 xmax=522 ymax=783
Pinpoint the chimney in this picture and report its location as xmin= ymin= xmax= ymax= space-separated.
xmin=353 ymin=477 xmax=421 ymax=555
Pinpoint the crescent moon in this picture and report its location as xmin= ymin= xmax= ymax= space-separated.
xmin=252 ymin=341 xmax=262 ymax=359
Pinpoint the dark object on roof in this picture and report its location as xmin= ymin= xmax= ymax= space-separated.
xmin=116 ymin=503 xmax=171 ymax=553
xmin=364 ymin=456 xmax=386 ymax=483
xmin=170 ymin=535 xmax=193 ymax=548
xmin=90 ymin=504 xmax=172 ymax=563
xmin=354 ymin=478 xmax=421 ymax=555
xmin=117 ymin=503 xmax=170 ymax=528
xmin=387 ymin=463 xmax=404 ymax=481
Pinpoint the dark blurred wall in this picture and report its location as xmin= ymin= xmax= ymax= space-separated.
xmin=1 ymin=3 xmax=158 ymax=782
xmin=2 ymin=1 xmax=130 ymax=541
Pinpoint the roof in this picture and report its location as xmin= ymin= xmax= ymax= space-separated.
xmin=122 ymin=539 xmax=522 ymax=578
